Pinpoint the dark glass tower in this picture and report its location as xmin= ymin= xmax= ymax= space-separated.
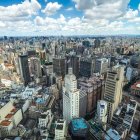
xmin=19 ymin=54 xmax=30 ymax=86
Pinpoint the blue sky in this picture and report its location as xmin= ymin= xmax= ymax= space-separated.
xmin=0 ymin=0 xmax=140 ymax=36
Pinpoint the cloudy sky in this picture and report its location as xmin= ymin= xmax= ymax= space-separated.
xmin=0 ymin=0 xmax=140 ymax=36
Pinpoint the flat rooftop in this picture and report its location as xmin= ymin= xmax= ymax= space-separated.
xmin=71 ymin=118 xmax=87 ymax=131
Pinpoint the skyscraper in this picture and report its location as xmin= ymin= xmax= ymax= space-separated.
xmin=53 ymin=57 xmax=66 ymax=78
xmin=79 ymin=58 xmax=94 ymax=77
xmin=104 ymin=65 xmax=124 ymax=122
xmin=19 ymin=54 xmax=30 ymax=86
xmin=95 ymin=58 xmax=109 ymax=74
xmin=63 ymin=68 xmax=80 ymax=123
xmin=66 ymin=55 xmax=79 ymax=78
xmin=29 ymin=57 xmax=42 ymax=79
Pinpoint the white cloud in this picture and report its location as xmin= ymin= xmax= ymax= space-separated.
xmin=42 ymin=2 xmax=62 ymax=16
xmin=0 ymin=0 xmax=41 ymax=21
xmin=0 ymin=0 xmax=140 ymax=36
xmin=138 ymin=3 xmax=140 ymax=11
xmin=73 ymin=0 xmax=130 ymax=20
xmin=0 ymin=21 xmax=6 ymax=27
xmin=66 ymin=7 xmax=74 ymax=11
xmin=123 ymin=9 xmax=138 ymax=19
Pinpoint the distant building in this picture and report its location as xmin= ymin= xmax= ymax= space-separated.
xmin=82 ymin=40 xmax=90 ymax=47
xmin=29 ymin=57 xmax=42 ymax=79
xmin=66 ymin=55 xmax=79 ymax=78
xmin=95 ymin=58 xmax=108 ymax=74
xmin=53 ymin=57 xmax=66 ymax=78
xmin=79 ymin=58 xmax=94 ymax=77
xmin=19 ymin=54 xmax=30 ymax=86
xmin=94 ymin=39 xmax=100 ymax=48
xmin=55 ymin=119 xmax=67 ymax=140
xmin=104 ymin=65 xmax=125 ymax=122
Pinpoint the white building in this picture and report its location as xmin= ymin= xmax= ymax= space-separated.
xmin=63 ymin=68 xmax=80 ymax=123
xmin=55 ymin=119 xmax=67 ymax=140
xmin=21 ymin=86 xmax=35 ymax=99
xmin=97 ymin=100 xmax=107 ymax=125
xmin=123 ymin=100 xmax=137 ymax=132
xmin=38 ymin=109 xmax=54 ymax=129
xmin=105 ymin=128 xmax=121 ymax=140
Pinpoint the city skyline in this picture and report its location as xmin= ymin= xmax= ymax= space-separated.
xmin=0 ymin=0 xmax=140 ymax=36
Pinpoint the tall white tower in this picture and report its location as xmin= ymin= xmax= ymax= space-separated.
xmin=63 ymin=68 xmax=80 ymax=123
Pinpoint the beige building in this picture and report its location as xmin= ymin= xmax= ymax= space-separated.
xmin=104 ymin=65 xmax=124 ymax=122
xmin=0 ymin=101 xmax=23 ymax=136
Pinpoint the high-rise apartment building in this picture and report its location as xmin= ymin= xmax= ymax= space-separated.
xmin=66 ymin=55 xmax=79 ymax=78
xmin=63 ymin=68 xmax=80 ymax=123
xmin=19 ymin=54 xmax=30 ymax=86
xmin=53 ymin=57 xmax=66 ymax=78
xmin=78 ymin=75 xmax=105 ymax=114
xmin=95 ymin=58 xmax=109 ymax=74
xmin=29 ymin=57 xmax=42 ymax=79
xmin=104 ymin=65 xmax=125 ymax=122
xmin=79 ymin=58 xmax=94 ymax=77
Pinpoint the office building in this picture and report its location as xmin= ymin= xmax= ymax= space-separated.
xmin=79 ymin=58 xmax=94 ymax=77
xmin=95 ymin=58 xmax=109 ymax=74
xmin=63 ymin=68 xmax=80 ymax=123
xmin=53 ymin=57 xmax=66 ymax=78
xmin=29 ymin=57 xmax=42 ymax=79
xmin=55 ymin=119 xmax=67 ymax=140
xmin=66 ymin=55 xmax=79 ymax=78
xmin=19 ymin=54 xmax=30 ymax=86
xmin=104 ymin=65 xmax=125 ymax=122
xmin=78 ymin=75 xmax=105 ymax=114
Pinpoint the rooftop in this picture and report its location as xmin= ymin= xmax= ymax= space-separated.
xmin=5 ymin=113 xmax=13 ymax=119
xmin=105 ymin=128 xmax=121 ymax=140
xmin=131 ymin=81 xmax=140 ymax=90
xmin=71 ymin=118 xmax=88 ymax=131
xmin=36 ymin=98 xmax=45 ymax=104
xmin=0 ymin=120 xmax=12 ymax=126
xmin=11 ymin=108 xmax=17 ymax=113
